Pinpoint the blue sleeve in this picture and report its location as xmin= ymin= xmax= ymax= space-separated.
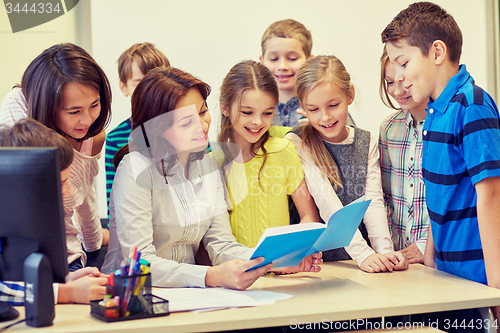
xmin=461 ymin=103 xmax=500 ymax=185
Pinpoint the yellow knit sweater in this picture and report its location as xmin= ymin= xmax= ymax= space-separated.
xmin=214 ymin=137 xmax=304 ymax=247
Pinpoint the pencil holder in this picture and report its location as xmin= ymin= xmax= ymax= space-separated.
xmin=90 ymin=273 xmax=169 ymax=322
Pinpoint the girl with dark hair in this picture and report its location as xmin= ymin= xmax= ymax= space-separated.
xmin=0 ymin=43 xmax=112 ymax=271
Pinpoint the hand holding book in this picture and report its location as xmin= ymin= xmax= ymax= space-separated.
xmin=272 ymin=252 xmax=323 ymax=275
xmin=249 ymin=196 xmax=371 ymax=270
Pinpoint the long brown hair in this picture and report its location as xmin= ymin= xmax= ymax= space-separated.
xmin=218 ymin=60 xmax=279 ymax=188
xmin=379 ymin=46 xmax=400 ymax=111
xmin=113 ymin=66 xmax=211 ymax=171
xmin=21 ymin=43 xmax=112 ymax=140
xmin=296 ymin=55 xmax=353 ymax=189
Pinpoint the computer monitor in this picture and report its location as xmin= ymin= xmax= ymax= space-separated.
xmin=0 ymin=148 xmax=68 ymax=323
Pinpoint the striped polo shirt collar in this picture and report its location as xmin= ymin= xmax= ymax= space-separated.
xmin=428 ymin=65 xmax=470 ymax=115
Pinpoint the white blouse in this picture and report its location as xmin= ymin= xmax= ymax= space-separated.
xmin=102 ymin=152 xmax=252 ymax=287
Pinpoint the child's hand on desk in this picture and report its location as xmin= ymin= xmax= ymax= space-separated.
xmin=58 ymin=267 xmax=108 ymax=304
xmin=273 ymin=252 xmax=323 ymax=275
xmin=205 ymin=257 xmax=273 ymax=290
xmin=400 ymin=243 xmax=423 ymax=264
xmin=384 ymin=251 xmax=409 ymax=271
xmin=360 ymin=253 xmax=396 ymax=273
xmin=360 ymin=252 xmax=408 ymax=273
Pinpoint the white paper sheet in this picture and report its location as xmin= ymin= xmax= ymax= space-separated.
xmin=153 ymin=287 xmax=293 ymax=312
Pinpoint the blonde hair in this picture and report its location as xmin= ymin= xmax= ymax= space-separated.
xmin=218 ymin=60 xmax=279 ymax=189
xmin=379 ymin=46 xmax=399 ymax=110
xmin=296 ymin=55 xmax=354 ymax=189
xmin=261 ymin=19 xmax=312 ymax=57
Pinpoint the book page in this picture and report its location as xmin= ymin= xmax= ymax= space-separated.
xmin=254 ymin=222 xmax=325 ymax=248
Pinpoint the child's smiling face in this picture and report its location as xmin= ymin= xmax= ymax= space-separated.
xmin=386 ymin=38 xmax=439 ymax=103
xmin=56 ymin=82 xmax=101 ymax=140
xmin=261 ymin=36 xmax=308 ymax=98
xmin=226 ymin=88 xmax=275 ymax=149
xmin=301 ymin=82 xmax=354 ymax=143
xmin=384 ymin=60 xmax=424 ymax=113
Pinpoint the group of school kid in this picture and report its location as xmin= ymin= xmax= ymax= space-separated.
xmin=1 ymin=1 xmax=500 ymax=329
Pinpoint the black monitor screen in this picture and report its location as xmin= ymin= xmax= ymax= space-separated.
xmin=0 ymin=148 xmax=68 ymax=283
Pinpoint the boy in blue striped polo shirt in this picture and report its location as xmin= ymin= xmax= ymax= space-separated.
xmin=105 ymin=43 xmax=170 ymax=219
xmin=382 ymin=1 xmax=500 ymax=326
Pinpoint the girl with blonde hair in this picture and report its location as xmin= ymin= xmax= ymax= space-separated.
xmin=285 ymin=55 xmax=408 ymax=273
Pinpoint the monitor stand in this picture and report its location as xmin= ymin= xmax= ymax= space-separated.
xmin=0 ymin=253 xmax=54 ymax=325
xmin=24 ymin=253 xmax=55 ymax=327
xmin=0 ymin=300 xmax=19 ymax=322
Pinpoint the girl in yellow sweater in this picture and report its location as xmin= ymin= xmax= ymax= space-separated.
xmin=215 ymin=60 xmax=319 ymax=249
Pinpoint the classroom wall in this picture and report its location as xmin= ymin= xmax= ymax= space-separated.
xmin=0 ymin=1 xmax=92 ymax=99
xmin=0 ymin=0 xmax=496 ymax=219
xmin=495 ymin=0 xmax=500 ymax=102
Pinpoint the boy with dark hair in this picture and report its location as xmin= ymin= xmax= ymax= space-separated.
xmin=0 ymin=118 xmax=107 ymax=306
xmin=105 ymin=42 xmax=170 ymax=218
xmin=382 ymin=1 xmax=500 ymax=327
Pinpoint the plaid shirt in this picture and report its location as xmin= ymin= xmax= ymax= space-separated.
xmin=379 ymin=110 xmax=429 ymax=254
xmin=0 ymin=281 xmax=24 ymax=306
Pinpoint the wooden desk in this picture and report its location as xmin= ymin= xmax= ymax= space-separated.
xmin=5 ymin=261 xmax=500 ymax=333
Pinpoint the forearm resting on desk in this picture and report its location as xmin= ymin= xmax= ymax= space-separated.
xmin=57 ymin=267 xmax=107 ymax=304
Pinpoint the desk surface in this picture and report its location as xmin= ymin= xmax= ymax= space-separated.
xmin=6 ymin=261 xmax=500 ymax=333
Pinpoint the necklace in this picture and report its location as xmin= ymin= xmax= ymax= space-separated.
xmin=161 ymin=159 xmax=168 ymax=184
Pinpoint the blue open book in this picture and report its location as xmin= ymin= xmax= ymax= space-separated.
xmin=249 ymin=196 xmax=371 ymax=270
